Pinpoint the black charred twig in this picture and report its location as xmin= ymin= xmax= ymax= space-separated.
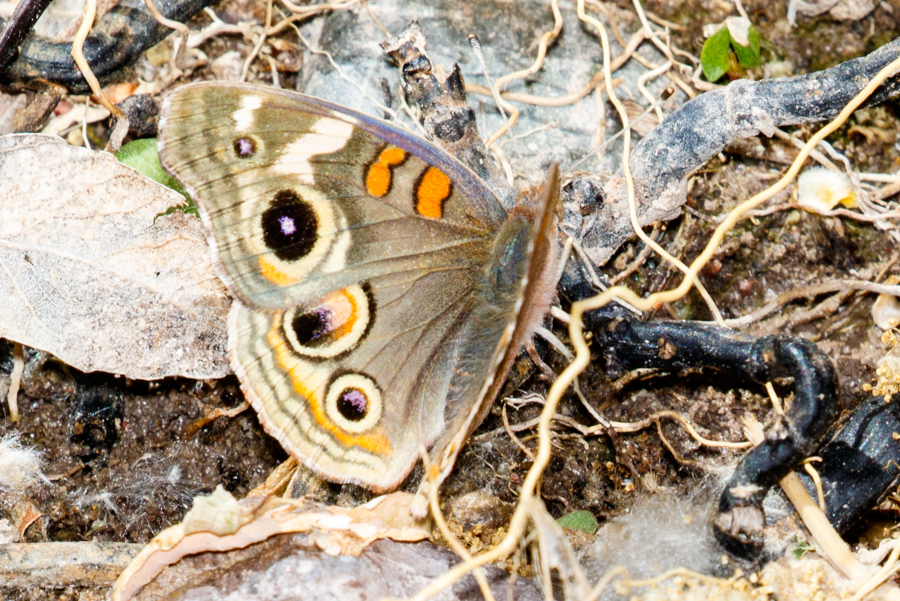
xmin=571 ymin=37 xmax=900 ymax=268
xmin=797 ymin=393 xmax=900 ymax=534
xmin=381 ymin=22 xmax=516 ymax=208
xmin=0 ymin=0 xmax=213 ymax=93
xmin=585 ymin=315 xmax=839 ymax=558
xmin=0 ymin=0 xmax=54 ymax=69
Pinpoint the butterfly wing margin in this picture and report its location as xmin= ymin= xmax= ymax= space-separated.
xmin=429 ymin=165 xmax=561 ymax=488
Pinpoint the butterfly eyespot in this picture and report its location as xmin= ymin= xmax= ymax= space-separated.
xmin=325 ymin=373 xmax=382 ymax=433
xmin=283 ymin=284 xmax=373 ymax=359
xmin=261 ymin=189 xmax=319 ymax=261
xmin=291 ymin=309 xmax=333 ymax=347
xmin=233 ymin=137 xmax=258 ymax=158
xmin=338 ymin=388 xmax=369 ymax=420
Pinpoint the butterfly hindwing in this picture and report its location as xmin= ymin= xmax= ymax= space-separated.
xmin=231 ymin=265 xmax=477 ymax=489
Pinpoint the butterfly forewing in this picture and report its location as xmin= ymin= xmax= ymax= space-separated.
xmin=159 ymin=82 xmax=506 ymax=310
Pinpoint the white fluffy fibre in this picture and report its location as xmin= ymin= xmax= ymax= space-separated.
xmin=580 ymin=476 xmax=727 ymax=587
xmin=0 ymin=434 xmax=47 ymax=493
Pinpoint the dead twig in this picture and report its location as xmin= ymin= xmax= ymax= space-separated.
xmin=70 ymin=0 xmax=128 ymax=150
xmin=609 ymin=222 xmax=662 ymax=285
xmin=6 ymin=342 xmax=24 ymax=423
xmin=724 ymin=279 xmax=900 ymax=329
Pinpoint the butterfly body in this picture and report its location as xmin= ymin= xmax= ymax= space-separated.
xmin=159 ymin=82 xmax=557 ymax=490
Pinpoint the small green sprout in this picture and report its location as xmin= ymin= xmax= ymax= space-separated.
xmin=556 ymin=510 xmax=599 ymax=533
xmin=701 ymin=17 xmax=761 ymax=83
xmin=792 ymin=537 xmax=815 ymax=559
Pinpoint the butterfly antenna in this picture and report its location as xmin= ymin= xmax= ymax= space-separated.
xmin=468 ymin=34 xmax=508 ymax=122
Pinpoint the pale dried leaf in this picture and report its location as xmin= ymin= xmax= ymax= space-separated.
xmin=0 ymin=134 xmax=230 ymax=379
xmin=873 ymin=276 xmax=900 ymax=330
xmin=621 ymin=99 xmax=659 ymax=138
xmin=136 ymin=538 xmax=543 ymax=601
xmin=872 ymin=329 xmax=900 ymax=402
xmin=725 ymin=16 xmax=752 ymax=47
xmin=0 ymin=92 xmax=27 ymax=135
xmin=40 ymin=104 xmax=111 ymax=136
xmin=111 ymin=491 xmax=429 ymax=601
xmin=828 ymin=0 xmax=878 ymax=20
xmin=0 ymin=0 xmax=120 ymax=41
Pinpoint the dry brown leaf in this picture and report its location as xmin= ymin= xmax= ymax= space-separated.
xmin=111 ymin=488 xmax=429 ymax=601
xmin=0 ymin=92 xmax=28 ymax=135
xmin=104 ymin=82 xmax=140 ymax=105
xmin=0 ymin=134 xmax=230 ymax=379
xmin=40 ymin=103 xmax=110 ymax=136
xmin=620 ymin=98 xmax=658 ymax=138
xmin=848 ymin=124 xmax=898 ymax=146
xmin=11 ymin=499 xmax=42 ymax=539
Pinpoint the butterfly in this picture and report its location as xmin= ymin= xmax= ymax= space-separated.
xmin=158 ymin=81 xmax=559 ymax=491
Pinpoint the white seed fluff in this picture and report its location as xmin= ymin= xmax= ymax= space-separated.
xmin=0 ymin=434 xmax=47 ymax=493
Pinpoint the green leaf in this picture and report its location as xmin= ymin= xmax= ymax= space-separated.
xmin=116 ymin=138 xmax=189 ymax=201
xmin=733 ymin=25 xmax=760 ymax=68
xmin=700 ymin=26 xmax=732 ymax=83
xmin=556 ymin=510 xmax=598 ymax=533
xmin=154 ymin=198 xmax=199 ymax=220
xmin=791 ymin=537 xmax=814 ymax=559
